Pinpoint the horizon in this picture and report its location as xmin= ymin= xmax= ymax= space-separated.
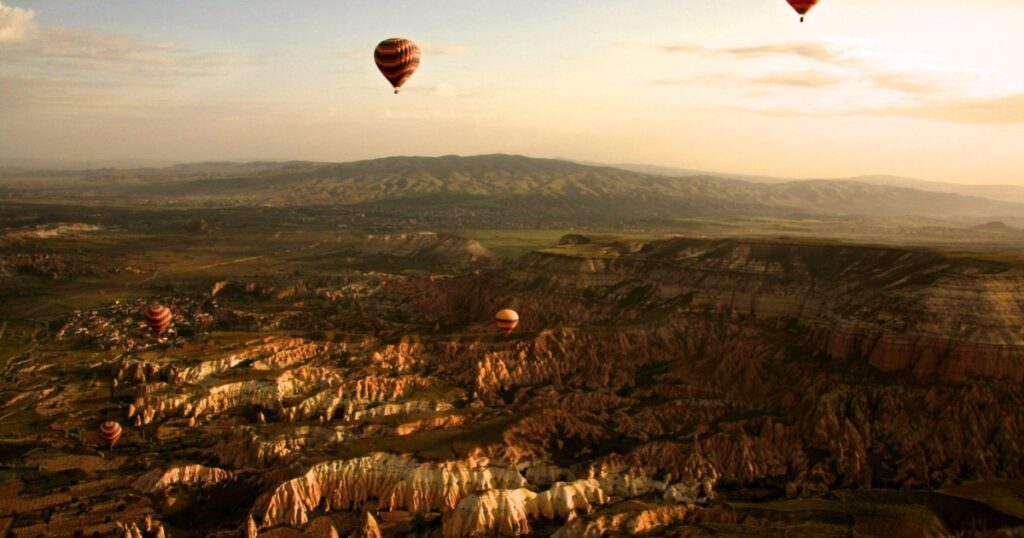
xmin=1 ymin=152 xmax=1018 ymax=189
xmin=2 ymin=1 xmax=1023 ymax=185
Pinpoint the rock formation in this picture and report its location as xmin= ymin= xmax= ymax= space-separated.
xmin=552 ymin=503 xmax=705 ymax=537
xmin=243 ymin=515 xmax=259 ymax=538
xmin=15 ymin=234 xmax=1024 ymax=538
xmin=357 ymin=232 xmax=493 ymax=265
xmin=131 ymin=464 xmax=233 ymax=492
xmin=442 ymin=479 xmax=610 ymax=537
xmin=254 ymin=453 xmax=526 ymax=528
xmin=351 ymin=512 xmax=382 ymax=538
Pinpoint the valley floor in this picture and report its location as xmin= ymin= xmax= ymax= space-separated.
xmin=2 ymin=203 xmax=1024 ymax=537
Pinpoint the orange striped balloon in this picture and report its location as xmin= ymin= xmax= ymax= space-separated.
xmin=786 ymin=0 xmax=819 ymax=21
xmin=99 ymin=420 xmax=122 ymax=449
xmin=374 ymin=38 xmax=420 ymax=94
xmin=495 ymin=309 xmax=519 ymax=335
xmin=143 ymin=303 xmax=172 ymax=335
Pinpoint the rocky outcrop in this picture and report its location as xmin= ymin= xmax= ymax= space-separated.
xmin=442 ymin=478 xmax=613 ymax=537
xmin=501 ymin=409 xmax=608 ymax=461
xmin=804 ymin=324 xmax=1024 ymax=382
xmin=116 ymin=359 xmax=169 ymax=385
xmin=454 ymin=327 xmax=696 ymax=403
xmin=135 ymin=377 xmax=285 ymax=424
xmin=2 ymin=222 xmax=100 ymax=241
xmin=524 ymin=463 xmax=574 ymax=488
xmin=115 ymin=338 xmax=325 ymax=389
xmin=279 ymin=374 xmax=432 ymax=423
xmin=552 ymin=503 xmax=705 ymax=537
xmin=358 ymin=232 xmax=493 ymax=264
xmin=116 ymin=517 xmax=167 ymax=538
xmin=348 ymin=400 xmax=454 ymax=422
xmin=393 ymin=414 xmax=467 ymax=436
xmin=438 ymin=468 xmax=716 ymax=538
xmin=516 ymin=237 xmax=1024 ymax=383
xmin=254 ymin=453 xmax=526 ymax=528
xmin=303 ymin=516 xmax=341 ymax=538
xmin=558 ymin=234 xmax=591 ymax=246
xmin=243 ymin=515 xmax=259 ymax=538
xmin=168 ymin=338 xmax=325 ymax=385
xmin=351 ymin=512 xmax=382 ymax=538
xmin=443 ymin=488 xmax=536 ymax=537
xmin=132 ymin=362 xmax=347 ymax=424
xmin=131 ymin=464 xmax=233 ymax=492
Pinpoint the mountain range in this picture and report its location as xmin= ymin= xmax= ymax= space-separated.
xmin=599 ymin=161 xmax=1024 ymax=204
xmin=2 ymin=154 xmax=1021 ymax=224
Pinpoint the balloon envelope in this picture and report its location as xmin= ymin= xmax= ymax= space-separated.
xmin=99 ymin=420 xmax=122 ymax=449
xmin=495 ymin=309 xmax=519 ymax=335
xmin=374 ymin=38 xmax=421 ymax=93
xmin=143 ymin=304 xmax=172 ymax=335
xmin=786 ymin=0 xmax=819 ymax=19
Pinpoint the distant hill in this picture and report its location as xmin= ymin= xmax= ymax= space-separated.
xmin=577 ymin=161 xmax=792 ymax=184
xmin=848 ymin=175 xmax=1024 ymax=205
xmin=588 ymin=161 xmax=1024 ymax=205
xmin=2 ymin=154 xmax=1021 ymax=225
xmin=971 ymin=220 xmax=1015 ymax=232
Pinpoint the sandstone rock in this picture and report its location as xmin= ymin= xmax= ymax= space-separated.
xmin=552 ymin=503 xmax=703 ymax=537
xmin=279 ymin=374 xmax=432 ymax=423
xmin=351 ymin=512 xmax=382 ymax=538
xmin=303 ymin=516 xmax=339 ymax=538
xmin=255 ymin=453 xmax=526 ymax=528
xmin=443 ymin=488 xmax=536 ymax=537
xmin=394 ymin=414 xmax=466 ymax=436
xmin=442 ymin=479 xmax=608 ymax=537
xmin=243 ymin=515 xmax=258 ymax=538
xmin=131 ymin=464 xmax=233 ymax=492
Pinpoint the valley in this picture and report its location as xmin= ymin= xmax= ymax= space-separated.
xmin=1 ymin=157 xmax=1024 ymax=537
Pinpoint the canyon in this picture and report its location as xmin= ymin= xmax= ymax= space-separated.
xmin=3 ymin=195 xmax=1024 ymax=536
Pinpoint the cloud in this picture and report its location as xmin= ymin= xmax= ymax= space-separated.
xmin=752 ymin=70 xmax=846 ymax=88
xmin=636 ymin=36 xmax=1024 ymax=123
xmin=0 ymin=1 xmax=236 ymax=82
xmin=0 ymin=1 xmax=34 ymax=43
xmin=658 ymin=44 xmax=706 ymax=54
xmin=651 ymin=78 xmax=691 ymax=85
xmin=652 ymin=39 xmax=845 ymax=64
xmin=721 ymin=42 xmax=845 ymax=64
xmin=740 ymin=92 xmax=1024 ymax=125
xmin=654 ymin=69 xmax=846 ymax=89
xmin=883 ymin=93 xmax=1024 ymax=125
xmin=644 ymin=38 xmax=1012 ymax=99
xmin=867 ymin=71 xmax=940 ymax=95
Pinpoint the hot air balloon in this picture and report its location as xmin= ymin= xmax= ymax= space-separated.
xmin=786 ymin=0 xmax=819 ymax=22
xmin=495 ymin=309 xmax=519 ymax=335
xmin=143 ymin=303 xmax=172 ymax=335
xmin=374 ymin=38 xmax=421 ymax=94
xmin=99 ymin=420 xmax=122 ymax=449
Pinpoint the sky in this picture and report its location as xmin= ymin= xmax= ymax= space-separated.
xmin=1 ymin=0 xmax=1023 ymax=184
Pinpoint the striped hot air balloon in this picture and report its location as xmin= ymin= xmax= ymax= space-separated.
xmin=786 ymin=0 xmax=820 ymax=21
xmin=374 ymin=38 xmax=421 ymax=94
xmin=99 ymin=420 xmax=122 ymax=449
xmin=495 ymin=309 xmax=519 ymax=335
xmin=143 ymin=303 xmax=172 ymax=335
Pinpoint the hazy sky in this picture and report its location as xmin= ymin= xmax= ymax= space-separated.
xmin=2 ymin=1 xmax=1023 ymax=184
